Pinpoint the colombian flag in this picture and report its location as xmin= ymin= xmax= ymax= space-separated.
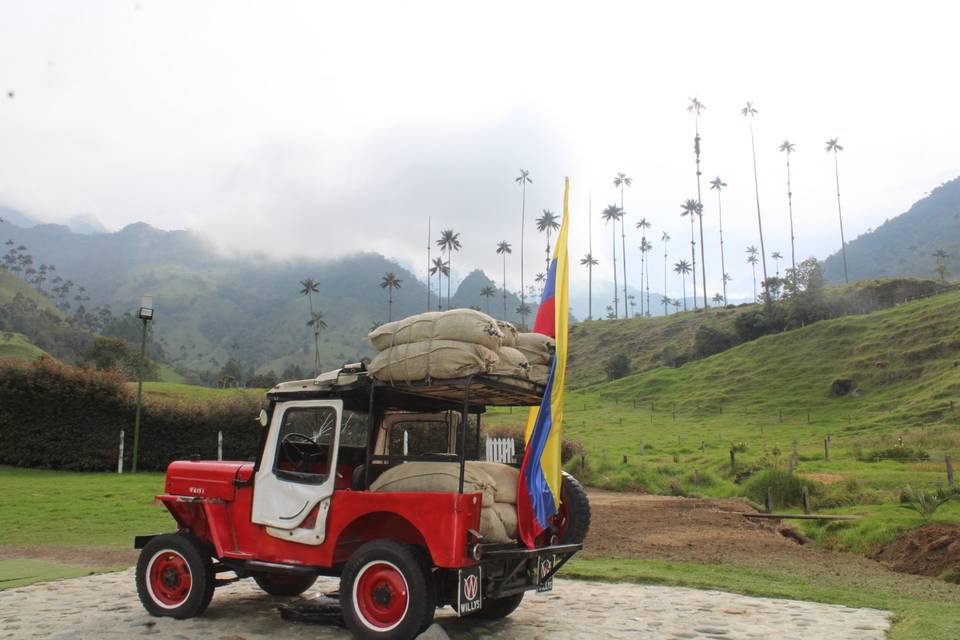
xmin=517 ymin=177 xmax=570 ymax=548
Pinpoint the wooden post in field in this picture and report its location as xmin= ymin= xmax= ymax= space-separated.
xmin=802 ymin=486 xmax=810 ymax=514
xmin=824 ymin=437 xmax=830 ymax=461
xmin=947 ymin=454 xmax=955 ymax=486
xmin=730 ymin=449 xmax=736 ymax=473
xmin=693 ymin=469 xmax=700 ymax=486
xmin=218 ymin=430 xmax=224 ymax=461
xmin=622 ymin=455 xmax=628 ymax=465
xmin=700 ymin=440 xmax=705 ymax=452
xmin=779 ymin=408 xmax=783 ymax=423
xmin=677 ymin=434 xmax=681 ymax=446
xmin=807 ymin=411 xmax=811 ymax=424
xmin=766 ymin=486 xmax=774 ymax=513
xmin=117 ymin=430 xmax=125 ymax=474
xmin=619 ymin=417 xmax=623 ymax=427
xmin=792 ymin=439 xmax=798 ymax=458
xmin=650 ymin=403 xmax=654 ymax=423
xmin=580 ymin=455 xmax=585 ymax=473
xmin=633 ymin=398 xmax=637 ymax=409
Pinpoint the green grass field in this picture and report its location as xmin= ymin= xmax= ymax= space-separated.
xmin=131 ymin=381 xmax=266 ymax=402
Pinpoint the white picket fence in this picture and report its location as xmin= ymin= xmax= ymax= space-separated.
xmin=485 ymin=437 xmax=517 ymax=464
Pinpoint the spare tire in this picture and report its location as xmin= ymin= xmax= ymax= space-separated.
xmin=556 ymin=472 xmax=591 ymax=545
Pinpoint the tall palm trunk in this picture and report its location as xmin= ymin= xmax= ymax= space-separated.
xmin=751 ymin=263 xmax=757 ymax=302
xmin=426 ymin=218 xmax=431 ymax=311
xmin=638 ymin=248 xmax=644 ymax=317
xmin=681 ymin=273 xmax=687 ymax=311
xmin=620 ymin=187 xmax=629 ymax=318
xmin=645 ymin=252 xmax=651 ymax=316
xmin=611 ymin=224 xmax=619 ymax=318
xmin=688 ymin=217 xmax=697 ymax=309
xmin=502 ymin=254 xmax=508 ymax=319
xmin=446 ymin=252 xmax=452 ymax=310
xmin=785 ymin=155 xmax=797 ymax=280
xmin=694 ymin=122 xmax=708 ymax=309
xmin=833 ymin=151 xmax=849 ymax=283
xmin=748 ymin=117 xmax=769 ymax=289
xmin=663 ymin=241 xmax=668 ymax=315
xmin=520 ymin=182 xmax=526 ymax=312
xmin=716 ymin=191 xmax=728 ymax=304
xmin=588 ymin=192 xmax=593 ymax=320
xmin=388 ymin=288 xmax=393 ymax=322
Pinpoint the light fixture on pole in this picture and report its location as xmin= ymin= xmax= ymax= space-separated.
xmin=131 ymin=295 xmax=154 ymax=472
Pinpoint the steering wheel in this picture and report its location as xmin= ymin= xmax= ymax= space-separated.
xmin=280 ymin=432 xmax=318 ymax=472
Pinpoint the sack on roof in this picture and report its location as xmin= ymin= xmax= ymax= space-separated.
xmin=515 ymin=332 xmax=555 ymax=366
xmin=496 ymin=320 xmax=519 ymax=347
xmin=369 ymin=309 xmax=503 ymax=352
xmin=368 ymin=340 xmax=498 ymax=383
xmin=492 ymin=346 xmax=530 ymax=378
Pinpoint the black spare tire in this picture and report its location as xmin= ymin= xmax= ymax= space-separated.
xmin=556 ymin=471 xmax=591 ymax=545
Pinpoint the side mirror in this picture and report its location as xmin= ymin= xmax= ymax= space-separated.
xmin=257 ymin=409 xmax=269 ymax=428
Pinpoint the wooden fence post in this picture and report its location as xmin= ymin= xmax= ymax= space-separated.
xmin=700 ymin=440 xmax=705 ymax=452
xmin=580 ymin=455 xmax=585 ymax=473
xmin=792 ymin=439 xmax=798 ymax=458
xmin=802 ymin=485 xmax=810 ymax=514
xmin=730 ymin=449 xmax=736 ymax=473
xmin=824 ymin=437 xmax=830 ymax=461
xmin=779 ymin=408 xmax=783 ymax=423
xmin=117 ymin=430 xmax=124 ymax=474
xmin=622 ymin=455 xmax=628 ymax=465
xmin=947 ymin=454 xmax=955 ymax=486
xmin=693 ymin=469 xmax=700 ymax=486
xmin=766 ymin=486 xmax=774 ymax=513
xmin=807 ymin=411 xmax=811 ymax=424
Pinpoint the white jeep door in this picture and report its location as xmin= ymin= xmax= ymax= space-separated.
xmin=251 ymin=399 xmax=342 ymax=544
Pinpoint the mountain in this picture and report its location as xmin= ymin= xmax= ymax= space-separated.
xmin=0 ymin=217 xmax=533 ymax=377
xmin=823 ymin=176 xmax=960 ymax=283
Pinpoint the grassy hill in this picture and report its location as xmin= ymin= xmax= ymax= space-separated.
xmin=0 ymin=270 xmax=59 ymax=312
xmin=0 ymin=331 xmax=49 ymax=360
xmin=489 ymin=290 xmax=960 ymax=552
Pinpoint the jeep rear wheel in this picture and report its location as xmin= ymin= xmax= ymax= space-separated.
xmin=471 ymin=592 xmax=524 ymax=619
xmin=253 ymin=572 xmax=317 ymax=597
xmin=340 ymin=541 xmax=435 ymax=639
xmin=136 ymin=533 xmax=214 ymax=619
xmin=556 ymin=471 xmax=591 ymax=545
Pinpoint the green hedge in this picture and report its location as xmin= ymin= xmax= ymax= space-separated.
xmin=0 ymin=357 xmax=263 ymax=471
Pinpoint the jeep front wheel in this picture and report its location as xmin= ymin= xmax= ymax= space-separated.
xmin=340 ymin=541 xmax=435 ymax=639
xmin=136 ymin=533 xmax=215 ymax=619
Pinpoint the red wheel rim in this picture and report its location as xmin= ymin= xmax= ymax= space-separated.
xmin=553 ymin=495 xmax=570 ymax=539
xmin=352 ymin=561 xmax=409 ymax=631
xmin=146 ymin=550 xmax=193 ymax=608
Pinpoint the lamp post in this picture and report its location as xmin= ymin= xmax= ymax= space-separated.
xmin=131 ymin=295 xmax=154 ymax=472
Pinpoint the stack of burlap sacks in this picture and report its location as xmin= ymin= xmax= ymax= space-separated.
xmin=367 ymin=309 xmax=554 ymax=384
xmin=369 ymin=461 xmax=520 ymax=543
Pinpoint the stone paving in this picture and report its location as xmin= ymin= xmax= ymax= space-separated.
xmin=0 ymin=568 xmax=891 ymax=639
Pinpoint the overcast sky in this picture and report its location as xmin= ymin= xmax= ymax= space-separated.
xmin=1 ymin=0 xmax=959 ymax=305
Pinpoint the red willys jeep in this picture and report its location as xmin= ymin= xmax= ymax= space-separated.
xmin=134 ymin=365 xmax=590 ymax=639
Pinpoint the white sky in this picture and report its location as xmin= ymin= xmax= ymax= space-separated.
xmin=1 ymin=0 xmax=958 ymax=304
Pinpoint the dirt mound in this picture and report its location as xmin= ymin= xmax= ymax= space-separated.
xmin=871 ymin=523 xmax=960 ymax=578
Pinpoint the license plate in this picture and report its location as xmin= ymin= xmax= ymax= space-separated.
xmin=457 ymin=566 xmax=482 ymax=615
xmin=536 ymin=554 xmax=555 ymax=592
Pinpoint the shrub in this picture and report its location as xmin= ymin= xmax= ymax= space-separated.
xmin=0 ymin=357 xmax=263 ymax=471
xmin=811 ymin=478 xmax=882 ymax=509
xmin=865 ymin=445 xmax=930 ymax=462
xmin=743 ymin=469 xmax=814 ymax=509
xmin=604 ymin=353 xmax=631 ymax=381
xmin=692 ymin=325 xmax=736 ymax=358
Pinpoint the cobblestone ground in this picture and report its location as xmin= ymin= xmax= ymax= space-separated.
xmin=0 ymin=568 xmax=891 ymax=640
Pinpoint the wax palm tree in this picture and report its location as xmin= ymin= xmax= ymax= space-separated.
xmin=536 ymin=209 xmax=560 ymax=272
xmin=515 ymin=302 xmax=532 ymax=329
xmin=661 ymin=232 xmax=670 ymax=315
xmin=712 ymin=292 xmax=724 ymax=305
xmin=613 ymin=173 xmax=632 ymax=317
xmin=299 ymin=278 xmax=321 ymax=373
xmin=636 ymin=217 xmax=652 ymax=316
xmin=779 ymin=139 xmax=798 ymax=278
xmin=515 ymin=169 xmax=532 ymax=312
xmin=825 ymin=138 xmax=849 ymax=283
xmin=742 ymin=102 xmax=768 ymax=289
xmin=746 ymin=246 xmax=759 ymax=302
xmin=429 ymin=257 xmax=448 ymax=310
xmin=535 ymin=271 xmax=546 ymax=296
xmin=688 ymin=97 xmax=708 ymax=308
xmin=640 ymin=237 xmax=653 ymax=316
xmin=437 ymin=228 xmax=461 ymax=310
xmin=660 ymin=295 xmax=673 ymax=315
xmin=380 ymin=271 xmax=402 ymax=322
xmin=306 ymin=311 xmax=327 ymax=374
xmin=480 ymin=285 xmax=497 ymax=315
xmin=601 ymin=204 xmax=623 ymax=318
xmin=496 ymin=240 xmax=512 ymax=318
xmin=933 ymin=249 xmax=950 ymax=283
xmin=580 ymin=253 xmax=599 ymax=320
xmin=710 ymin=176 xmax=729 ymax=304
xmin=673 ymin=259 xmax=691 ymax=311
xmin=771 ymin=251 xmax=783 ymax=277
xmin=680 ymin=199 xmax=701 ymax=309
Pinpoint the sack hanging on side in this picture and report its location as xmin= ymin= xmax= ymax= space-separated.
xmin=515 ymin=332 xmax=555 ymax=366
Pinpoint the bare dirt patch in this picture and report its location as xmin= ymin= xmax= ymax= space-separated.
xmin=802 ymin=473 xmax=847 ymax=484
xmin=0 ymin=546 xmax=135 ymax=568
xmin=871 ymin=523 xmax=960 ymax=578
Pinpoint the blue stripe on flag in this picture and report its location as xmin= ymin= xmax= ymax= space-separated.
xmin=522 ymin=355 xmax=559 ymax=529
xmin=541 ymin=258 xmax=557 ymax=302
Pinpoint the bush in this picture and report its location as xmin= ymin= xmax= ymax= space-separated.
xmin=604 ymin=353 xmax=631 ymax=381
xmin=865 ymin=445 xmax=930 ymax=462
xmin=692 ymin=325 xmax=736 ymax=358
xmin=743 ymin=469 xmax=815 ymax=509
xmin=811 ymin=478 xmax=881 ymax=510
xmin=0 ymin=357 xmax=263 ymax=471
